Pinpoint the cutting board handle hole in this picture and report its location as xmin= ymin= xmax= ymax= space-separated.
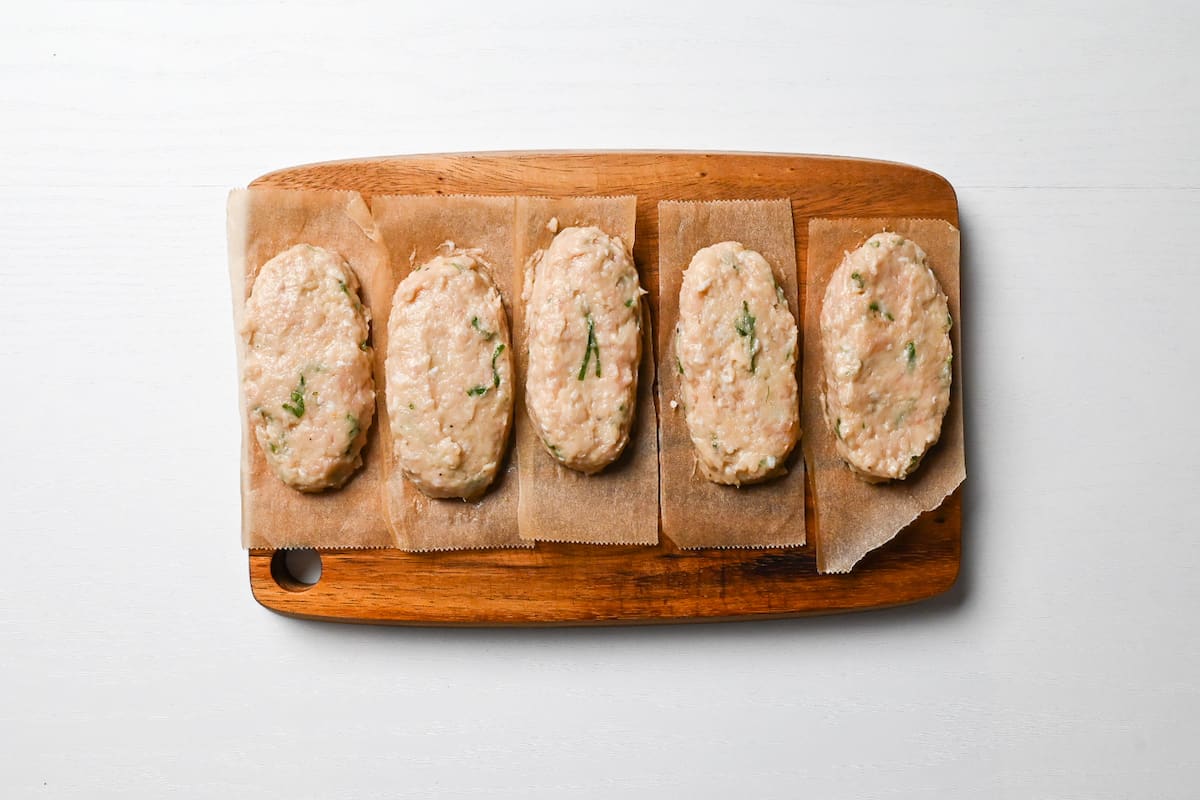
xmin=270 ymin=549 xmax=322 ymax=591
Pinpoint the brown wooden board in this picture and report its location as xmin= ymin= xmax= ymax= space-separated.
xmin=245 ymin=151 xmax=962 ymax=625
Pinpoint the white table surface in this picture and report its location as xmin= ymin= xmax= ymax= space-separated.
xmin=3 ymin=1 xmax=1198 ymax=796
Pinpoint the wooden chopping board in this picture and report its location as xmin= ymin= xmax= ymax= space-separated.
xmin=246 ymin=151 xmax=962 ymax=625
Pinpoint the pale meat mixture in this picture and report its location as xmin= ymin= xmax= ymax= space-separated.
xmin=524 ymin=226 xmax=644 ymax=473
xmin=820 ymin=233 xmax=953 ymax=482
xmin=242 ymin=244 xmax=375 ymax=492
xmin=675 ymin=242 xmax=800 ymax=485
xmin=386 ymin=254 xmax=513 ymax=499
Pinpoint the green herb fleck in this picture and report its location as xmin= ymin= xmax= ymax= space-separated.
xmin=471 ymin=316 xmax=496 ymax=340
xmin=734 ymin=301 xmax=754 ymax=336
xmin=577 ymin=315 xmax=600 ymax=380
xmin=834 ymin=418 xmax=843 ymax=440
xmin=467 ymin=343 xmax=506 ymax=395
xmin=884 ymin=311 xmax=894 ymax=321
xmin=868 ymin=301 xmax=880 ymax=313
xmin=623 ymin=298 xmax=633 ymax=308
xmin=734 ymin=301 xmax=758 ymax=373
xmin=281 ymin=375 xmax=306 ymax=418
xmin=268 ymin=441 xmax=280 ymax=454
xmin=851 ymin=272 xmax=864 ymax=289
xmin=869 ymin=239 xmax=880 ymax=248
xmin=676 ymin=356 xmax=685 ymax=375
xmin=905 ymin=341 xmax=916 ymax=369
xmin=359 ymin=340 xmax=370 ymax=351
xmin=491 ymin=343 xmax=505 ymax=388
xmin=344 ymin=414 xmax=361 ymax=454
xmin=946 ymin=313 xmax=953 ymax=331
xmin=338 ymin=280 xmax=364 ymax=311
xmin=408 ymin=402 xmax=415 ymax=410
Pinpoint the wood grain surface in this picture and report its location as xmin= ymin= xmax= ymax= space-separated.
xmin=248 ymin=151 xmax=962 ymax=625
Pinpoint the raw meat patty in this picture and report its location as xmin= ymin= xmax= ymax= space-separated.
xmin=524 ymin=226 xmax=644 ymax=473
xmin=675 ymin=241 xmax=800 ymax=485
xmin=386 ymin=253 xmax=514 ymax=499
xmin=242 ymin=244 xmax=375 ymax=492
xmin=820 ymin=232 xmax=953 ymax=482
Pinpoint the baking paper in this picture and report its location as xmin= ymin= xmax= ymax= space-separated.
xmin=369 ymin=194 xmax=528 ymax=551
xmin=657 ymin=199 xmax=806 ymax=549
xmin=513 ymin=196 xmax=659 ymax=545
xmin=228 ymin=187 xmax=393 ymax=549
xmin=803 ymin=218 xmax=965 ymax=573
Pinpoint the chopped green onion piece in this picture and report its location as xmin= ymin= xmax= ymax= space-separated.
xmin=577 ymin=315 xmax=600 ymax=380
xmin=281 ymin=375 xmax=306 ymax=418
xmin=734 ymin=301 xmax=758 ymax=373
xmin=491 ymin=343 xmax=505 ymax=388
xmin=471 ymin=316 xmax=496 ymax=340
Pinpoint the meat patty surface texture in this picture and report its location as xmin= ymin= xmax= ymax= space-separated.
xmin=675 ymin=241 xmax=800 ymax=486
xmin=820 ymin=232 xmax=953 ymax=482
xmin=523 ymin=226 xmax=644 ymax=474
xmin=242 ymin=243 xmax=375 ymax=492
xmin=386 ymin=253 xmax=514 ymax=499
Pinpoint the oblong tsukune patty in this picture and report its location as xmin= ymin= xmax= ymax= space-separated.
xmin=820 ymin=232 xmax=953 ymax=482
xmin=386 ymin=253 xmax=514 ymax=499
xmin=524 ymin=226 xmax=644 ymax=474
xmin=675 ymin=241 xmax=800 ymax=485
xmin=242 ymin=243 xmax=375 ymax=492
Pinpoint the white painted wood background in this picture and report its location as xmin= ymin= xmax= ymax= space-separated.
xmin=3 ymin=0 xmax=1197 ymax=796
